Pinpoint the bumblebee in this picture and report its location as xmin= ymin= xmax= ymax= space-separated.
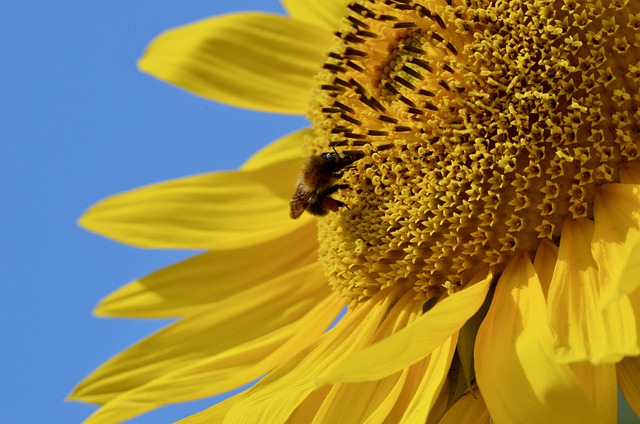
xmin=289 ymin=150 xmax=364 ymax=219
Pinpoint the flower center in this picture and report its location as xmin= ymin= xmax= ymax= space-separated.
xmin=308 ymin=0 xmax=640 ymax=306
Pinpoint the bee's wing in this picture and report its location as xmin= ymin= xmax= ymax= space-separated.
xmin=289 ymin=185 xmax=311 ymax=219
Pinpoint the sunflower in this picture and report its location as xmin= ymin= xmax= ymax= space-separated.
xmin=71 ymin=0 xmax=640 ymax=422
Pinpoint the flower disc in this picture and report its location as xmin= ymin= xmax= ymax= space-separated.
xmin=309 ymin=0 xmax=640 ymax=305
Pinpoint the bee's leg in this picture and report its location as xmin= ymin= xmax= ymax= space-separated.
xmin=335 ymin=198 xmax=350 ymax=211
xmin=321 ymin=184 xmax=351 ymax=212
xmin=340 ymin=150 xmax=366 ymax=158
xmin=322 ymin=197 xmax=341 ymax=212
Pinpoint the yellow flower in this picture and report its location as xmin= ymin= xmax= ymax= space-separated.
xmin=70 ymin=0 xmax=640 ymax=422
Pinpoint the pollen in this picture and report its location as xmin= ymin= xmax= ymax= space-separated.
xmin=308 ymin=0 xmax=640 ymax=306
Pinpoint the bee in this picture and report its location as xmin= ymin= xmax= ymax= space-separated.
xmin=289 ymin=150 xmax=364 ymax=219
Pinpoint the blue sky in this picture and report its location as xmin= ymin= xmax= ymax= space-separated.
xmin=2 ymin=2 xmax=308 ymax=422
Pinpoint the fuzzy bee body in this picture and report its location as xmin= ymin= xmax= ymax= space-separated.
xmin=289 ymin=150 xmax=364 ymax=219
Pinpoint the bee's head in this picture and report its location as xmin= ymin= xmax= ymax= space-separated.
xmin=320 ymin=151 xmax=340 ymax=164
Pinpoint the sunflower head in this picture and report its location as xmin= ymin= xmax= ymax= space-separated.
xmin=306 ymin=0 xmax=640 ymax=305
xmin=72 ymin=1 xmax=640 ymax=423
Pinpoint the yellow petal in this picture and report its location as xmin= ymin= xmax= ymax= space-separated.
xmin=311 ymin=369 xmax=409 ymax=423
xmin=320 ymin=273 xmax=492 ymax=383
xmin=80 ymin=295 xmax=343 ymax=424
xmin=282 ymin=0 xmax=348 ymax=31
xmin=617 ymin=355 xmax=640 ymax=417
xmin=378 ymin=358 xmax=430 ymax=424
xmin=629 ymin=287 xmax=640 ymax=351
xmin=425 ymin=388 xmax=450 ymax=424
xmin=569 ymin=362 xmax=617 ymax=424
xmin=286 ymin=385 xmax=333 ymax=423
xmin=96 ymin=224 xmax=317 ymax=318
xmin=547 ymin=218 xmax=639 ymax=363
xmin=221 ymin=286 xmax=405 ymax=423
xmin=70 ymin=263 xmax=332 ymax=405
xmin=176 ymin=395 xmax=237 ymax=424
xmin=455 ymin=282 xmax=493 ymax=392
xmin=475 ymin=253 xmax=605 ymax=424
xmin=241 ymin=128 xmax=308 ymax=172
xmin=400 ymin=336 xmax=457 ymax=424
xmin=79 ymin=157 xmax=302 ymax=250
xmin=138 ymin=13 xmax=332 ymax=114
xmin=592 ymin=184 xmax=640 ymax=305
xmin=438 ymin=392 xmax=490 ymax=424
xmin=533 ymin=239 xmax=558 ymax=298
xmin=310 ymin=292 xmax=422 ymax=423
